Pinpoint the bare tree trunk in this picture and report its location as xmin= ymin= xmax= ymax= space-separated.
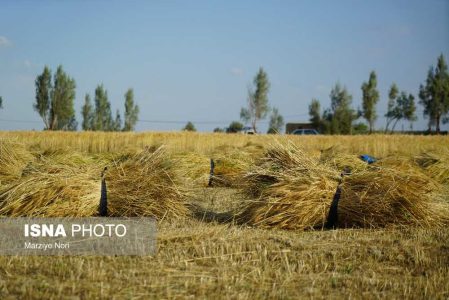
xmin=391 ymin=118 xmax=400 ymax=134
xmin=436 ymin=114 xmax=441 ymax=134
xmin=385 ymin=119 xmax=392 ymax=134
xmin=251 ymin=118 xmax=257 ymax=133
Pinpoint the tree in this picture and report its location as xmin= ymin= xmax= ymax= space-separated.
xmin=240 ymin=67 xmax=270 ymax=132
xmin=34 ymin=66 xmax=52 ymax=129
xmin=419 ymin=54 xmax=449 ymax=133
xmin=385 ymin=83 xmax=399 ymax=133
xmin=0 ymin=96 xmax=3 ymax=109
xmin=183 ymin=121 xmax=196 ymax=132
xmin=399 ymin=92 xmax=417 ymax=130
xmin=81 ymin=94 xmax=95 ymax=130
xmin=267 ymin=107 xmax=284 ymax=134
xmin=123 ymin=88 xmax=139 ymax=131
xmin=308 ymin=98 xmax=322 ymax=130
xmin=387 ymin=89 xmax=417 ymax=133
xmin=94 ymin=84 xmax=113 ymax=131
xmin=213 ymin=127 xmax=224 ymax=133
xmin=226 ymin=121 xmax=243 ymax=133
xmin=113 ymin=109 xmax=122 ymax=131
xmin=34 ymin=65 xmax=76 ymax=130
xmin=67 ymin=116 xmax=78 ymax=131
xmin=326 ymin=83 xmax=359 ymax=134
xmin=361 ymin=71 xmax=380 ymax=133
xmin=49 ymin=66 xmax=76 ymax=130
xmin=352 ymin=122 xmax=369 ymax=134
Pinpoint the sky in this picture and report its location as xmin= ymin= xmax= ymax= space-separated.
xmin=0 ymin=0 xmax=448 ymax=132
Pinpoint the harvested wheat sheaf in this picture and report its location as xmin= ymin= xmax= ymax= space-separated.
xmin=209 ymin=143 xmax=264 ymax=187
xmin=172 ymin=152 xmax=211 ymax=186
xmin=338 ymin=167 xmax=449 ymax=228
xmin=0 ymin=145 xmax=189 ymax=219
xmin=0 ymin=139 xmax=35 ymax=185
xmin=236 ymin=142 xmax=341 ymax=230
xmin=320 ymin=145 xmax=368 ymax=174
xmin=0 ymin=154 xmax=102 ymax=217
xmin=414 ymin=150 xmax=449 ymax=185
xmin=105 ymin=146 xmax=189 ymax=219
xmin=237 ymin=142 xmax=449 ymax=229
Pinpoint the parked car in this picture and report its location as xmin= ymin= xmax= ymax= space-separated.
xmin=241 ymin=126 xmax=256 ymax=134
xmin=291 ymin=129 xmax=320 ymax=135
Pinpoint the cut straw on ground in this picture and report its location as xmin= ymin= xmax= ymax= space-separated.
xmin=237 ymin=141 xmax=449 ymax=230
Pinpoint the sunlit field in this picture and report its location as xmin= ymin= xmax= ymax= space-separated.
xmin=0 ymin=132 xmax=448 ymax=299
xmin=1 ymin=131 xmax=448 ymax=155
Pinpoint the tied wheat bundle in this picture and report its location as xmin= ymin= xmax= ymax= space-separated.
xmin=209 ymin=143 xmax=264 ymax=187
xmin=338 ymin=166 xmax=449 ymax=228
xmin=0 ymin=139 xmax=34 ymax=185
xmin=414 ymin=150 xmax=449 ymax=185
xmin=320 ymin=145 xmax=368 ymax=174
xmin=237 ymin=142 xmax=449 ymax=230
xmin=0 ymin=159 xmax=101 ymax=217
xmin=236 ymin=142 xmax=341 ymax=229
xmin=105 ymin=146 xmax=189 ymax=219
xmin=172 ymin=152 xmax=211 ymax=186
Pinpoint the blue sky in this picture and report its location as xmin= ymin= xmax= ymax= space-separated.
xmin=0 ymin=0 xmax=448 ymax=132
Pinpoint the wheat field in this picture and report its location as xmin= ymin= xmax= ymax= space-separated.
xmin=0 ymin=131 xmax=448 ymax=299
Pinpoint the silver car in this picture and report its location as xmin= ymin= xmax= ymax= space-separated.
xmin=291 ymin=129 xmax=320 ymax=135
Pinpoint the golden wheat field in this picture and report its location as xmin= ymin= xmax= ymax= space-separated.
xmin=0 ymin=131 xmax=449 ymax=299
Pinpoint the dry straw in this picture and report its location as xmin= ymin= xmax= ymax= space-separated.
xmin=320 ymin=145 xmax=368 ymax=174
xmin=210 ymin=142 xmax=265 ymax=187
xmin=237 ymin=141 xmax=341 ymax=229
xmin=0 ymin=145 xmax=189 ymax=219
xmin=414 ymin=150 xmax=449 ymax=185
xmin=172 ymin=152 xmax=211 ymax=186
xmin=0 ymin=139 xmax=34 ymax=185
xmin=0 ymin=155 xmax=101 ymax=217
xmin=237 ymin=141 xmax=449 ymax=230
xmin=338 ymin=167 xmax=449 ymax=228
xmin=172 ymin=142 xmax=265 ymax=187
xmin=105 ymin=146 xmax=189 ymax=219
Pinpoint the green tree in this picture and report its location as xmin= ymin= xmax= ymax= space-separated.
xmin=361 ymin=71 xmax=380 ymax=133
xmin=388 ymin=90 xmax=417 ymax=133
xmin=0 ymin=96 xmax=3 ymax=109
xmin=326 ymin=83 xmax=359 ymax=134
xmin=183 ymin=121 xmax=196 ymax=132
xmin=213 ymin=127 xmax=224 ymax=133
xmin=81 ymin=94 xmax=95 ymax=130
xmin=226 ymin=121 xmax=243 ymax=133
xmin=385 ymin=83 xmax=399 ymax=133
xmin=400 ymin=92 xmax=417 ymax=130
xmin=34 ymin=66 xmax=76 ymax=131
xmin=67 ymin=116 xmax=78 ymax=131
xmin=308 ymin=98 xmax=323 ymax=131
xmin=352 ymin=122 xmax=369 ymax=134
xmin=94 ymin=84 xmax=113 ymax=131
xmin=113 ymin=109 xmax=122 ymax=131
xmin=33 ymin=66 xmax=52 ymax=129
xmin=240 ymin=67 xmax=270 ymax=132
xmin=49 ymin=66 xmax=76 ymax=130
xmin=267 ymin=107 xmax=284 ymax=134
xmin=419 ymin=54 xmax=449 ymax=133
xmin=123 ymin=88 xmax=139 ymax=131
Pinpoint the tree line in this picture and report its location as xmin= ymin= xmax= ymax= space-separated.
xmin=309 ymin=54 xmax=449 ymax=134
xmin=28 ymin=54 xmax=449 ymax=134
xmin=34 ymin=65 xmax=139 ymax=131
xmin=206 ymin=54 xmax=448 ymax=135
